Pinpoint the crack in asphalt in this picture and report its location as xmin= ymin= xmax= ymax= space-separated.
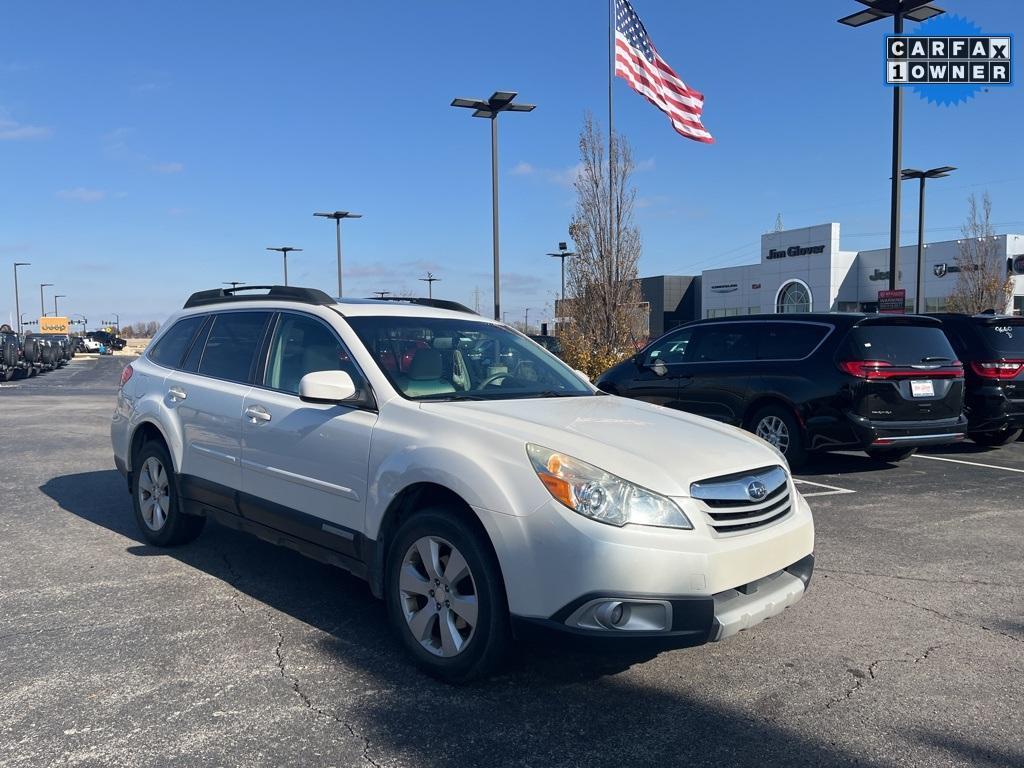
xmin=274 ymin=630 xmax=381 ymax=767
xmin=825 ymin=644 xmax=945 ymax=710
xmin=216 ymin=548 xmax=247 ymax=615
xmin=825 ymin=573 xmax=1022 ymax=644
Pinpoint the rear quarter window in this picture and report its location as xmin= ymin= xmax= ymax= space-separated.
xmin=148 ymin=316 xmax=206 ymax=369
xmin=757 ymin=323 xmax=829 ymax=360
xmin=842 ymin=324 xmax=956 ymax=364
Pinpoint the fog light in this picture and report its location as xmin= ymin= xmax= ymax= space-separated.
xmin=565 ymin=598 xmax=672 ymax=632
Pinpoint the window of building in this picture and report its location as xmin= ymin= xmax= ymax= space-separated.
xmin=776 ymin=281 xmax=812 ymax=313
xmin=837 ymin=302 xmax=859 ymax=313
xmin=1014 ymin=296 xmax=1024 ymax=317
xmin=926 ymin=297 xmax=949 ymax=313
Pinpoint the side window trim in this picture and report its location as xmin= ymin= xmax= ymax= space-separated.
xmin=254 ymin=310 xmax=372 ymax=401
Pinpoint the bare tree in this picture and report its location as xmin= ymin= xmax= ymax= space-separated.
xmin=947 ymin=192 xmax=1012 ymax=314
xmin=560 ymin=114 xmax=646 ymax=377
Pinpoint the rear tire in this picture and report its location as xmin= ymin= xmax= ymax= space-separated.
xmin=969 ymin=428 xmax=1023 ymax=447
xmin=131 ymin=440 xmax=205 ymax=547
xmin=385 ymin=509 xmax=510 ymax=683
xmin=866 ymin=446 xmax=916 ymax=463
xmin=750 ymin=405 xmax=807 ymax=470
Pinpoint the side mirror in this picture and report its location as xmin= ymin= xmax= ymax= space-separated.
xmin=299 ymin=370 xmax=358 ymax=404
xmin=651 ymin=359 xmax=668 ymax=377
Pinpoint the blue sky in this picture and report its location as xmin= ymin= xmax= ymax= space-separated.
xmin=2 ymin=0 xmax=1022 ymax=328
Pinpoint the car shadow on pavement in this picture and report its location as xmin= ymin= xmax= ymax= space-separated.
xmin=44 ymin=469 xmax=885 ymax=768
xmin=794 ymin=451 xmax=901 ymax=478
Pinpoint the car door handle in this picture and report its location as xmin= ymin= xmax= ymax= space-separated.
xmin=168 ymin=387 xmax=187 ymax=402
xmin=245 ymin=405 xmax=272 ymax=423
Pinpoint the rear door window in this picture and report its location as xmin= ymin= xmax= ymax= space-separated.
xmin=148 ymin=315 xmax=206 ymax=369
xmin=690 ymin=325 xmax=759 ymax=362
xmin=757 ymin=323 xmax=829 ymax=360
xmin=197 ymin=312 xmax=272 ymax=383
xmin=843 ymin=324 xmax=956 ymax=364
xmin=973 ymin=320 xmax=1024 ymax=357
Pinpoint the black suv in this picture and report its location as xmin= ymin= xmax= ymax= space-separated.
xmin=929 ymin=313 xmax=1024 ymax=446
xmin=596 ymin=313 xmax=967 ymax=468
xmin=86 ymin=330 xmax=126 ymax=351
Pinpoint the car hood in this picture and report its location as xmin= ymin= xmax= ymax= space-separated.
xmin=419 ymin=395 xmax=784 ymax=497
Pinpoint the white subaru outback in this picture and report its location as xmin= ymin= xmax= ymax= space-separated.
xmin=111 ymin=286 xmax=814 ymax=681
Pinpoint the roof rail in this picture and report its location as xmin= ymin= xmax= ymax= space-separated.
xmin=364 ymin=296 xmax=478 ymax=315
xmin=183 ymin=285 xmax=336 ymax=309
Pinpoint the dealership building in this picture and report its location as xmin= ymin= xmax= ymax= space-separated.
xmin=639 ymin=222 xmax=1024 ymax=331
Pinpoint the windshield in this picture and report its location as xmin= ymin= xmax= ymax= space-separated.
xmin=346 ymin=316 xmax=593 ymax=401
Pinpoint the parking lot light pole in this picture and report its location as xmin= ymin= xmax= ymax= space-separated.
xmin=900 ymin=166 xmax=956 ymax=313
xmin=223 ymin=281 xmax=245 ymax=289
xmin=524 ymin=307 xmax=532 ymax=333
xmin=839 ymin=0 xmax=945 ymax=292
xmin=266 ymin=247 xmax=302 ymax=286
xmin=39 ymin=283 xmax=53 ymax=317
xmin=54 ymin=294 xmax=66 ymax=316
xmin=314 ymin=211 xmax=362 ymax=297
xmin=451 ymin=91 xmax=536 ymax=321
xmin=419 ymin=272 xmax=440 ymax=299
xmin=546 ymin=242 xmax=575 ymax=304
xmin=13 ymin=262 xmax=30 ymax=335
xmin=373 ymin=290 xmax=390 ymax=299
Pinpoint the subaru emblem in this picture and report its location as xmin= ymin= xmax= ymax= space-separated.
xmin=746 ymin=480 xmax=768 ymax=501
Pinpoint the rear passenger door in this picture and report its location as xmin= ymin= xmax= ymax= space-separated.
xmin=678 ymin=323 xmax=761 ymax=425
xmin=240 ymin=312 xmax=377 ymax=544
xmin=163 ymin=311 xmax=272 ymax=506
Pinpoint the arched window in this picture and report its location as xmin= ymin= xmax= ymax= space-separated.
xmin=776 ymin=280 xmax=812 ymax=313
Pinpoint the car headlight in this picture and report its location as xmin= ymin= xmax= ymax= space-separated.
xmin=527 ymin=444 xmax=692 ymax=529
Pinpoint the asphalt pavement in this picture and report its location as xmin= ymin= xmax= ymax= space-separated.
xmin=1 ymin=355 xmax=1021 ymax=767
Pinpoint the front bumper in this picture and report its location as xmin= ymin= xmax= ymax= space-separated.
xmin=846 ymin=412 xmax=967 ymax=449
xmin=511 ymin=554 xmax=814 ymax=650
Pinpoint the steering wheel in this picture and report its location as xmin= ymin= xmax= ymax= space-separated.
xmin=480 ymin=372 xmax=512 ymax=389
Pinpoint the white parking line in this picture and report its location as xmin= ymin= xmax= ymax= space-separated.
xmin=793 ymin=478 xmax=856 ymax=497
xmin=912 ymin=454 xmax=1024 ymax=474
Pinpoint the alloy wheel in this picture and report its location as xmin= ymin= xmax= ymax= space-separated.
xmin=398 ymin=536 xmax=479 ymax=658
xmin=138 ymin=456 xmax=170 ymax=531
xmin=756 ymin=415 xmax=790 ymax=454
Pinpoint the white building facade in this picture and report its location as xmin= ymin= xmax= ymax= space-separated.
xmin=700 ymin=223 xmax=1024 ymax=318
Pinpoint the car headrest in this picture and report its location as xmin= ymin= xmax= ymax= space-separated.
xmin=432 ymin=337 xmax=453 ymax=350
xmin=408 ymin=348 xmax=443 ymax=380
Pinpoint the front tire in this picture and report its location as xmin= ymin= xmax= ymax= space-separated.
xmin=386 ymin=509 xmax=510 ymax=683
xmin=969 ymin=428 xmax=1022 ymax=447
xmin=131 ymin=441 xmax=205 ymax=546
xmin=750 ymin=405 xmax=807 ymax=469
xmin=866 ymin=446 xmax=916 ymax=463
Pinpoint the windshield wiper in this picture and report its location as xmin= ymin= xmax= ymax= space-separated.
xmin=415 ymin=394 xmax=487 ymax=402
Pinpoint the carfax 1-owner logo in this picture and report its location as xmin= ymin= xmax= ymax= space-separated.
xmin=885 ymin=15 xmax=1013 ymax=105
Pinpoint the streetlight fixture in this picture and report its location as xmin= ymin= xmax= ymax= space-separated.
xmin=373 ymin=290 xmax=390 ymax=299
xmin=13 ymin=262 xmax=30 ymax=335
xmin=523 ymin=307 xmax=532 ymax=333
xmin=546 ymin=242 xmax=575 ymax=303
xmin=39 ymin=283 xmax=53 ymax=317
xmin=223 ymin=281 xmax=246 ymax=289
xmin=901 ymin=165 xmax=956 ymax=313
xmin=54 ymin=294 xmax=66 ymax=316
xmin=419 ymin=272 xmax=440 ymax=299
xmin=839 ymin=0 xmax=945 ymax=292
xmin=314 ymin=211 xmax=362 ymax=297
xmin=266 ymin=247 xmax=302 ymax=286
xmin=451 ymin=90 xmax=536 ymax=321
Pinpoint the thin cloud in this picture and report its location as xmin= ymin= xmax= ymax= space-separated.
xmin=512 ymin=161 xmax=582 ymax=188
xmin=511 ymin=161 xmax=536 ymax=176
xmin=57 ymin=187 xmax=106 ymax=203
xmin=0 ymin=115 xmax=53 ymax=141
xmin=635 ymin=157 xmax=656 ymax=172
xmin=151 ymin=161 xmax=184 ymax=174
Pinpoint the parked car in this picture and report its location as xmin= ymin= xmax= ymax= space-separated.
xmin=596 ymin=313 xmax=967 ymax=468
xmin=80 ymin=337 xmax=102 ymax=353
xmin=86 ymin=330 xmax=126 ymax=351
xmin=929 ymin=312 xmax=1024 ymax=446
xmin=111 ymin=286 xmax=815 ymax=681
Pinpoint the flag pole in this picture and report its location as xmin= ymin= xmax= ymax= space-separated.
xmin=608 ymin=0 xmax=616 ymax=290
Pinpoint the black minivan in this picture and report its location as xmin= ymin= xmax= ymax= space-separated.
xmin=596 ymin=314 xmax=967 ymax=468
xmin=930 ymin=313 xmax=1024 ymax=446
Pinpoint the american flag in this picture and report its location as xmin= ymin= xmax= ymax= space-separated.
xmin=614 ymin=0 xmax=713 ymax=143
